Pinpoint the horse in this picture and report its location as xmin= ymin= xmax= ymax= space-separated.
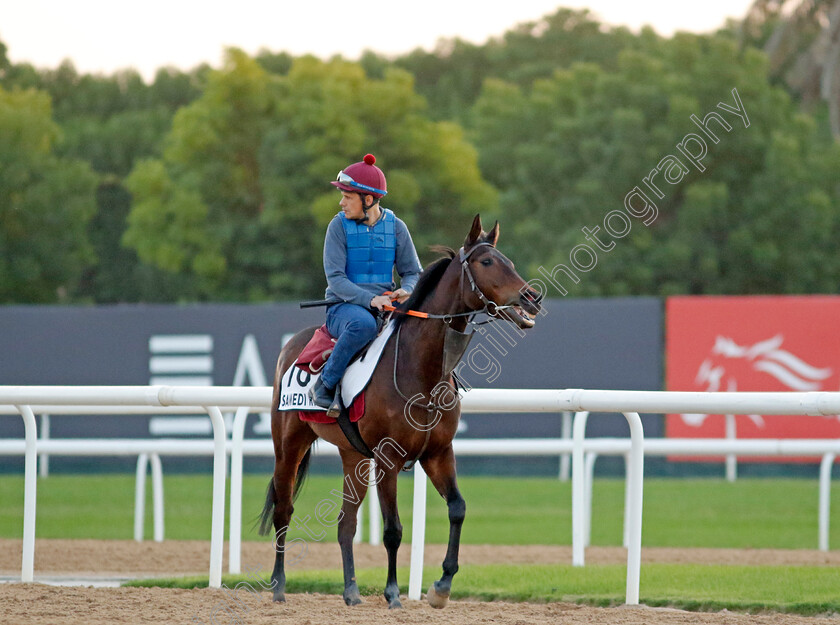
xmin=258 ymin=214 xmax=542 ymax=609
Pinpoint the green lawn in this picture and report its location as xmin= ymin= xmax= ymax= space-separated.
xmin=1 ymin=474 xmax=839 ymax=550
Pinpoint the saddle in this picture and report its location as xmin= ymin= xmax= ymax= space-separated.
xmin=277 ymin=320 xmax=396 ymax=462
xmin=291 ymin=325 xmax=366 ymax=424
xmin=295 ymin=325 xmax=336 ymax=374
xmin=290 ymin=324 xmax=384 ymax=457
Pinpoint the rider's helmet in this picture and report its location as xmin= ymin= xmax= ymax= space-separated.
xmin=331 ymin=153 xmax=387 ymax=199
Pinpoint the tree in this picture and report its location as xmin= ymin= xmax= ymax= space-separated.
xmin=471 ymin=31 xmax=840 ymax=296
xmin=739 ymin=0 xmax=840 ymax=137
xmin=0 ymin=86 xmax=97 ymax=302
xmin=396 ymin=8 xmax=639 ymax=122
xmin=123 ymin=49 xmax=497 ymax=301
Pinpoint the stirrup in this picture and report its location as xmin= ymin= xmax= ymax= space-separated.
xmin=326 ymin=381 xmax=342 ymax=419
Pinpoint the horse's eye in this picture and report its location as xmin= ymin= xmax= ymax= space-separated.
xmin=480 ymin=258 xmax=493 ymax=266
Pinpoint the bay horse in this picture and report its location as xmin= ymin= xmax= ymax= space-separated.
xmin=258 ymin=215 xmax=542 ymax=608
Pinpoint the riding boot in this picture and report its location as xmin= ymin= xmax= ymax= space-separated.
xmin=309 ymin=377 xmax=335 ymax=410
xmin=326 ymin=382 xmax=343 ymax=420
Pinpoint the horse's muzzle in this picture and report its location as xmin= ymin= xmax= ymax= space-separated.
xmin=501 ymin=288 xmax=542 ymax=329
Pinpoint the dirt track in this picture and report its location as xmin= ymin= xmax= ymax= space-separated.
xmin=2 ymin=539 xmax=840 ymax=625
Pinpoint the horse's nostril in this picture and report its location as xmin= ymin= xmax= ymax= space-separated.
xmin=522 ymin=289 xmax=543 ymax=306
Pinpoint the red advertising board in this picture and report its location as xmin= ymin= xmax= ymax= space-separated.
xmin=666 ymin=296 xmax=840 ymax=461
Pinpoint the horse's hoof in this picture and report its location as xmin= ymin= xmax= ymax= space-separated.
xmin=272 ymin=593 xmax=286 ymax=603
xmin=427 ymin=583 xmax=450 ymax=609
xmin=388 ymin=598 xmax=403 ymax=609
xmin=343 ymin=593 xmax=362 ymax=606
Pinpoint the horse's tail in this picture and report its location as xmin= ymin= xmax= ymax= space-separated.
xmin=257 ymin=445 xmax=313 ymax=536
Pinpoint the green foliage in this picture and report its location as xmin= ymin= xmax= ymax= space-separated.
xmin=1 ymin=56 xmax=206 ymax=303
xmin=123 ymin=49 xmax=496 ymax=301
xmin=396 ymin=8 xmax=640 ymax=122
xmin=0 ymin=85 xmax=97 ymax=302
xmin=2 ymin=4 xmax=839 ymax=303
xmin=471 ymin=31 xmax=840 ymax=295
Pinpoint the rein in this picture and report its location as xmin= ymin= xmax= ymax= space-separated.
xmin=383 ymin=242 xmax=517 ymax=322
xmin=390 ymin=241 xmax=511 ymax=470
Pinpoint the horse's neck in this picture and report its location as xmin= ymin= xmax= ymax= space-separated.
xmin=397 ymin=262 xmax=470 ymax=390
xmin=424 ymin=260 xmax=471 ymax=328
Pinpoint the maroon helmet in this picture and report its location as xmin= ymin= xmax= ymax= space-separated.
xmin=331 ymin=153 xmax=387 ymax=198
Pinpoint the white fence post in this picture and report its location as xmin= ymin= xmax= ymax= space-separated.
xmin=583 ymin=451 xmax=598 ymax=547
xmin=368 ymin=460 xmax=381 ymax=546
xmin=133 ymin=452 xmax=165 ymax=542
xmin=622 ymin=412 xmax=644 ymax=606
xmin=228 ymin=406 xmax=251 ymax=574
xmin=134 ymin=453 xmax=149 ymax=542
xmin=150 ymin=453 xmax=164 ymax=542
xmin=204 ymin=406 xmax=227 ymax=589
xmin=571 ymin=411 xmax=590 ymax=566
xmin=559 ymin=411 xmax=572 ymax=480
xmin=38 ymin=414 xmax=49 ymax=478
xmin=725 ymin=414 xmax=737 ymax=482
xmin=354 ymin=505 xmax=364 ymax=544
xmin=819 ymin=453 xmax=836 ymax=551
xmin=407 ymin=462 xmax=427 ymax=601
xmin=18 ymin=405 xmax=37 ymax=583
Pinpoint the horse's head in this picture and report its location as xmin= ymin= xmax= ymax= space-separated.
xmin=459 ymin=214 xmax=542 ymax=329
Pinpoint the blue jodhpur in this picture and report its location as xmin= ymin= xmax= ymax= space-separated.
xmin=319 ymin=302 xmax=378 ymax=390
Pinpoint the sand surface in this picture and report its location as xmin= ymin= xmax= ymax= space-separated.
xmin=2 ymin=539 xmax=839 ymax=625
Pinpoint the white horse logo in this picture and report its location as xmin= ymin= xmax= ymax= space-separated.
xmin=681 ymin=335 xmax=834 ymax=427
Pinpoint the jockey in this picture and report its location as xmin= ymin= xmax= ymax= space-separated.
xmin=309 ymin=153 xmax=422 ymax=412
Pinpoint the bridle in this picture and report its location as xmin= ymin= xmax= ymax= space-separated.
xmin=386 ymin=241 xmax=518 ymax=323
xmin=391 ymin=241 xmax=521 ymax=469
xmin=458 ymin=242 xmax=515 ymax=319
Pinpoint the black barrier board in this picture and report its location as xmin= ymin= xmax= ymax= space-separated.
xmin=0 ymin=299 xmax=662 ymax=474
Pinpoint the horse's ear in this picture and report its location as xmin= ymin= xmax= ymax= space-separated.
xmin=465 ymin=214 xmax=482 ymax=247
xmin=485 ymin=221 xmax=500 ymax=247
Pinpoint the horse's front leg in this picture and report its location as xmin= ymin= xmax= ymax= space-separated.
xmin=421 ymin=446 xmax=465 ymax=609
xmin=375 ymin=466 xmax=403 ymax=608
xmin=337 ymin=451 xmax=369 ymax=606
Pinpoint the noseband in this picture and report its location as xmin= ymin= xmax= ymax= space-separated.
xmin=458 ymin=242 xmax=516 ymax=319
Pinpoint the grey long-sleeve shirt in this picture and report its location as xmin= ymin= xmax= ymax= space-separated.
xmin=323 ymin=210 xmax=422 ymax=308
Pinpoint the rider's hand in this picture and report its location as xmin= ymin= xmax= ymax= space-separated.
xmin=370 ymin=295 xmax=393 ymax=311
xmin=391 ymin=288 xmax=411 ymax=303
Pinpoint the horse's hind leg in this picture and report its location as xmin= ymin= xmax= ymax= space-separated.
xmin=336 ymin=451 xmax=370 ymax=606
xmin=375 ymin=464 xmax=403 ymax=609
xmin=421 ymin=446 xmax=465 ymax=609
xmin=266 ymin=418 xmax=316 ymax=602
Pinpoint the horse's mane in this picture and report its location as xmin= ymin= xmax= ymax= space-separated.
xmin=393 ymin=245 xmax=456 ymax=328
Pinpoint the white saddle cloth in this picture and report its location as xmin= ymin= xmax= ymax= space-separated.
xmin=277 ymin=320 xmax=395 ymax=412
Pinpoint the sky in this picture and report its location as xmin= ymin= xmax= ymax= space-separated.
xmin=0 ymin=1 xmax=757 ymax=82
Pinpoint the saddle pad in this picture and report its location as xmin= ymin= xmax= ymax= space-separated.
xmin=340 ymin=319 xmax=395 ymax=407
xmin=294 ymin=325 xmax=335 ymax=374
xmin=277 ymin=320 xmax=395 ymax=420
xmin=276 ymin=366 xmax=365 ymax=422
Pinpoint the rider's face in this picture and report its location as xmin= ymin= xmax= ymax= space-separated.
xmin=339 ymin=191 xmax=368 ymax=221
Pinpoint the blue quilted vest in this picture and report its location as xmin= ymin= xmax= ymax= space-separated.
xmin=341 ymin=208 xmax=397 ymax=284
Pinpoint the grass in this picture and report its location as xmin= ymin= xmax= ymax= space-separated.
xmin=2 ymin=474 xmax=839 ymax=550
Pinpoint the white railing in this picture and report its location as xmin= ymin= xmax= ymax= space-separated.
xmin=3 ymin=386 xmax=840 ymax=605
xmin=1 ymin=385 xmax=266 ymax=590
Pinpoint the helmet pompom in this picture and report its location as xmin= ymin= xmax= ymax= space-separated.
xmin=363 ymin=153 xmax=376 ymax=165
